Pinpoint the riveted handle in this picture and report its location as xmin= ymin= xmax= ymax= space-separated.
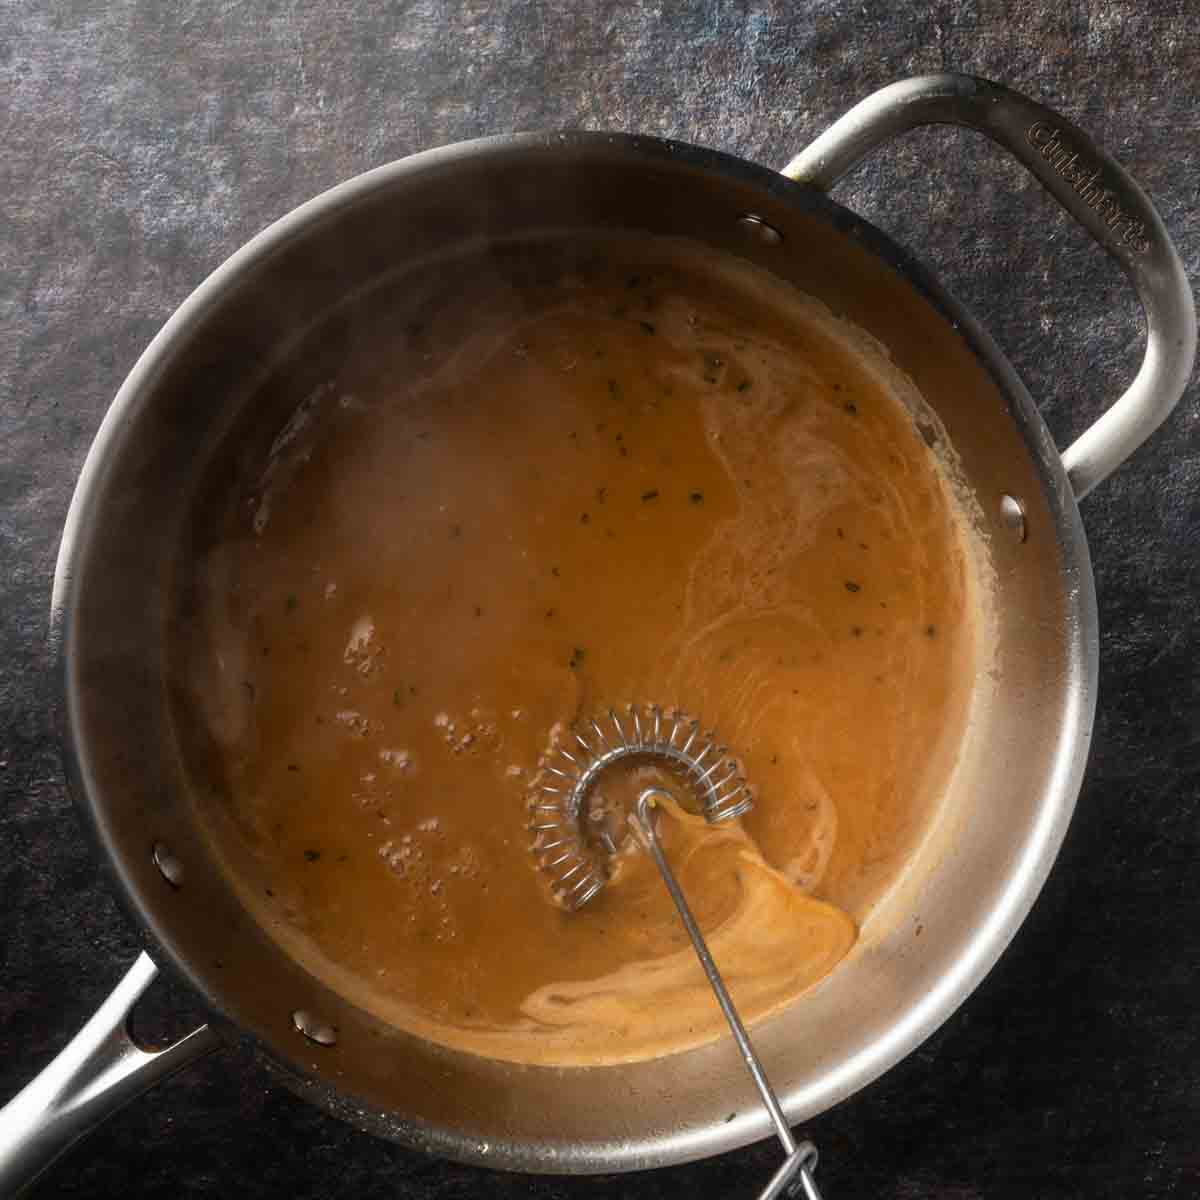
xmin=0 ymin=953 xmax=222 ymax=1196
xmin=783 ymin=72 xmax=1195 ymax=499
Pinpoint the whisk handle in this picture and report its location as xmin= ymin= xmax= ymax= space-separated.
xmin=633 ymin=790 xmax=825 ymax=1200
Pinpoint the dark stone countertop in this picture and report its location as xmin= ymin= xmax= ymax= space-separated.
xmin=2 ymin=3 xmax=1197 ymax=1197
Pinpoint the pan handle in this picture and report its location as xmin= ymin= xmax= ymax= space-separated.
xmin=0 ymin=952 xmax=222 ymax=1196
xmin=782 ymin=72 xmax=1196 ymax=500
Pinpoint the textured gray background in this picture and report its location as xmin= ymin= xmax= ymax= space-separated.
xmin=2 ymin=2 xmax=1198 ymax=1197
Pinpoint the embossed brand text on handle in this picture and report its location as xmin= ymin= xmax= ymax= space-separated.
xmin=1027 ymin=122 xmax=1151 ymax=253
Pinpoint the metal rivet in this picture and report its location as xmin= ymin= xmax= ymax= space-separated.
xmin=737 ymin=213 xmax=784 ymax=246
xmin=999 ymin=494 xmax=1027 ymax=542
xmin=292 ymin=1009 xmax=338 ymax=1046
xmin=152 ymin=842 xmax=184 ymax=888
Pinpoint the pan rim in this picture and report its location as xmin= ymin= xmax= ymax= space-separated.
xmin=49 ymin=129 xmax=1098 ymax=1174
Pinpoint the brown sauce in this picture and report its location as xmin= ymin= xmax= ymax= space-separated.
xmin=171 ymin=235 xmax=980 ymax=1065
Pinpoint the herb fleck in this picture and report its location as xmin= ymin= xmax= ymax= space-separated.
xmin=737 ymin=379 xmax=753 ymax=393
xmin=843 ymin=401 xmax=858 ymax=416
xmin=568 ymin=646 xmax=586 ymax=670
xmin=286 ymin=593 xmax=297 ymax=611
xmin=393 ymin=689 xmax=404 ymax=707
xmin=641 ymin=489 xmax=659 ymax=502
xmin=689 ymin=490 xmax=705 ymax=505
xmin=595 ymin=486 xmax=608 ymax=504
xmin=580 ymin=512 xmax=591 ymax=524
xmin=845 ymin=580 xmax=862 ymax=593
xmin=287 ymin=763 xmax=300 ymax=772
xmin=639 ymin=320 xmax=656 ymax=335
xmin=303 ymin=849 xmax=321 ymax=863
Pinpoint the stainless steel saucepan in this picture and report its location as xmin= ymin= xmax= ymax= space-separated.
xmin=1 ymin=73 xmax=1193 ymax=1195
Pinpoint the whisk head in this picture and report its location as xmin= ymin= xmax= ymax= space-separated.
xmin=527 ymin=703 xmax=755 ymax=909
